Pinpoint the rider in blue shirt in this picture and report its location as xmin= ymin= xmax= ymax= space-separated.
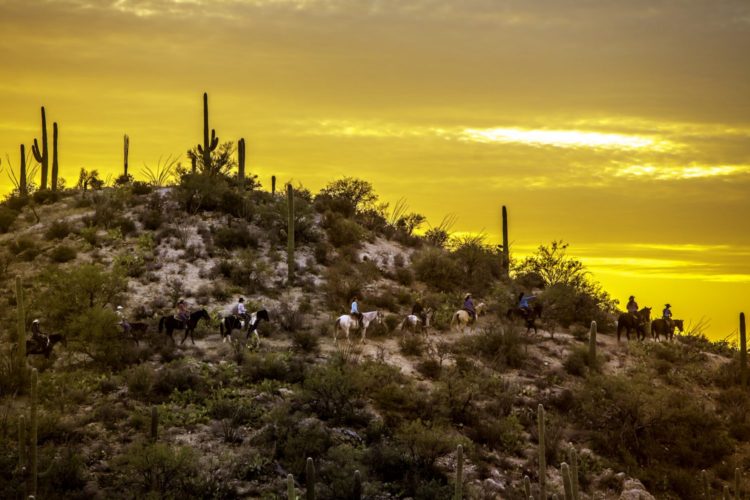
xmin=463 ymin=293 xmax=476 ymax=322
xmin=662 ymin=303 xmax=673 ymax=327
xmin=350 ymin=296 xmax=362 ymax=325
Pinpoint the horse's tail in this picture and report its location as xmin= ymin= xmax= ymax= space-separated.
xmin=158 ymin=316 xmax=165 ymax=333
xmin=219 ymin=320 xmax=225 ymax=338
xmin=334 ymin=318 xmax=341 ymax=331
xmin=398 ymin=318 xmax=407 ymax=331
xmin=450 ymin=312 xmax=458 ymax=329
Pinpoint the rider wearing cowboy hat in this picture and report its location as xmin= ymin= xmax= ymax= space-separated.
xmin=626 ymin=295 xmax=639 ymax=321
xmin=463 ymin=293 xmax=476 ymax=322
xmin=662 ymin=303 xmax=673 ymax=328
xmin=116 ymin=305 xmax=131 ymax=334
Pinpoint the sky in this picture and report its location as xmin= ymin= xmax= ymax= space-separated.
xmin=1 ymin=0 xmax=749 ymax=340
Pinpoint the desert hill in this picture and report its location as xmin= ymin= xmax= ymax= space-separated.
xmin=0 ymin=178 xmax=746 ymax=500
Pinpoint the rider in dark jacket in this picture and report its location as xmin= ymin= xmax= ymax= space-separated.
xmin=30 ymin=319 xmax=47 ymax=350
xmin=463 ymin=293 xmax=476 ymax=322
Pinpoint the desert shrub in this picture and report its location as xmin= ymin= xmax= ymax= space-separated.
xmin=140 ymin=209 xmax=163 ymax=230
xmin=117 ymin=441 xmax=200 ymax=497
xmin=412 ymin=248 xmax=462 ymax=292
xmin=460 ymin=323 xmax=526 ymax=371
xmin=399 ymin=334 xmax=426 ymax=357
xmin=563 ymin=345 xmax=599 ymax=376
xmin=394 ymin=267 xmax=414 ymax=286
xmin=49 ymin=244 xmax=77 ymax=263
xmin=450 ymin=236 xmax=502 ymax=295
xmin=114 ymin=252 xmax=146 ymax=278
xmin=416 ymin=358 xmax=442 ymax=379
xmin=154 ymin=360 xmax=207 ymax=400
xmin=303 ymin=361 xmax=366 ymax=424
xmin=79 ymin=226 xmax=99 ymax=246
xmin=45 ymin=219 xmax=72 ymax=240
xmin=395 ymin=419 xmax=469 ymax=470
xmin=277 ymin=302 xmax=304 ymax=332
xmin=467 ymin=415 xmax=524 ymax=453
xmin=116 ymin=216 xmax=137 ymax=237
xmin=292 ymin=330 xmax=319 ymax=354
xmin=261 ymin=406 xmax=332 ymax=476
xmin=317 ymin=444 xmax=368 ymax=500
xmin=8 ymin=236 xmax=39 ymax=260
xmin=222 ymin=250 xmax=272 ymax=293
xmin=323 ymin=262 xmax=366 ymax=309
xmin=327 ymin=216 xmax=365 ymax=248
xmin=576 ymin=373 xmax=733 ymax=493
xmin=0 ymin=207 xmax=18 ymax=233
xmin=214 ymin=223 xmax=258 ymax=250
xmin=32 ymin=189 xmax=60 ymax=204
xmin=125 ymin=364 xmax=157 ymax=400
xmin=38 ymin=446 xmax=88 ymax=498
xmin=241 ymin=352 xmax=304 ymax=384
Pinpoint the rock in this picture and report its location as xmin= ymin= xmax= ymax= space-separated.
xmin=619 ymin=478 xmax=656 ymax=500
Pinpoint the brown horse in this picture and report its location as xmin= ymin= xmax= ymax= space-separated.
xmin=651 ymin=318 xmax=684 ymax=342
xmin=126 ymin=322 xmax=150 ymax=345
xmin=617 ymin=307 xmax=651 ymax=342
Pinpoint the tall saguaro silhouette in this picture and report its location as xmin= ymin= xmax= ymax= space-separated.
xmin=51 ymin=122 xmax=59 ymax=191
xmin=31 ymin=107 xmax=49 ymax=190
xmin=197 ymin=92 xmax=219 ymax=174
xmin=501 ymin=205 xmax=510 ymax=277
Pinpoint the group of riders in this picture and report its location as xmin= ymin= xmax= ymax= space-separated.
xmin=627 ymin=295 xmax=675 ymax=328
xmin=26 ymin=288 xmax=677 ymax=352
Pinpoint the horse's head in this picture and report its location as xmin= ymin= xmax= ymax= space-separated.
xmin=376 ymin=311 xmax=384 ymax=323
xmin=674 ymin=319 xmax=684 ymax=332
xmin=197 ymin=309 xmax=211 ymax=321
xmin=257 ymin=309 xmax=270 ymax=322
xmin=640 ymin=307 xmax=652 ymax=321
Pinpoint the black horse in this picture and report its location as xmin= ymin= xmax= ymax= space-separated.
xmin=616 ymin=307 xmax=651 ymax=342
xmin=507 ymin=302 xmax=543 ymax=333
xmin=158 ymin=309 xmax=211 ymax=345
xmin=26 ymin=334 xmax=67 ymax=358
xmin=219 ymin=309 xmax=270 ymax=342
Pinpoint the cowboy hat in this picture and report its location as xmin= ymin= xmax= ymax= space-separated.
xmin=665 ymin=303 xmax=671 ymax=307
xmin=117 ymin=305 xmax=123 ymax=310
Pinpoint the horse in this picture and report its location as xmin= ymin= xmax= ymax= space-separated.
xmin=450 ymin=309 xmax=478 ymax=333
xmin=616 ymin=307 xmax=651 ymax=342
xmin=158 ymin=309 xmax=211 ymax=345
xmin=399 ymin=308 xmax=433 ymax=334
xmin=651 ymin=318 xmax=684 ymax=342
xmin=126 ymin=322 xmax=149 ymax=346
xmin=476 ymin=302 xmax=488 ymax=316
xmin=333 ymin=310 xmax=383 ymax=344
xmin=219 ymin=309 xmax=270 ymax=343
xmin=506 ymin=302 xmax=544 ymax=334
xmin=26 ymin=334 xmax=67 ymax=358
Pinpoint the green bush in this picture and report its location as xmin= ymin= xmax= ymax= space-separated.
xmin=214 ymin=224 xmax=258 ymax=250
xmin=117 ymin=441 xmax=200 ymax=497
xmin=412 ymin=248 xmax=462 ymax=292
xmin=126 ymin=364 xmax=156 ymax=400
xmin=0 ymin=207 xmax=19 ymax=233
xmin=45 ymin=219 xmax=72 ymax=240
xmin=327 ymin=216 xmax=365 ymax=248
xmin=303 ymin=361 xmax=366 ymax=423
xmin=399 ymin=334 xmax=426 ymax=357
xmin=49 ymin=244 xmax=77 ymax=263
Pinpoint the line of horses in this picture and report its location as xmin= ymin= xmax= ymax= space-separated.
xmin=616 ymin=307 xmax=685 ymax=342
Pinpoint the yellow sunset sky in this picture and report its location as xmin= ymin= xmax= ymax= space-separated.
xmin=1 ymin=0 xmax=749 ymax=340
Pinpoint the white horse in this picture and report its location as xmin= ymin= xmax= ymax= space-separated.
xmin=399 ymin=308 xmax=433 ymax=334
xmin=334 ymin=310 xmax=384 ymax=344
xmin=450 ymin=309 xmax=476 ymax=333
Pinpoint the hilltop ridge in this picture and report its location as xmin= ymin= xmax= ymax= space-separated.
xmin=0 ymin=179 xmax=746 ymax=499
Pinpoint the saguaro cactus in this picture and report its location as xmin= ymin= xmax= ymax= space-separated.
xmin=237 ymin=138 xmax=246 ymax=182
xmin=740 ymin=313 xmax=747 ymax=388
xmin=538 ymin=404 xmax=546 ymax=499
xmin=305 ymin=457 xmax=315 ymax=500
xmin=702 ymin=469 xmax=710 ymax=498
xmin=455 ymin=444 xmax=463 ymax=500
xmin=18 ymin=414 xmax=26 ymax=476
xmin=19 ymin=144 xmax=28 ymax=196
xmin=287 ymin=184 xmax=295 ymax=285
xmin=51 ymin=122 xmax=59 ymax=191
xmin=197 ymin=92 xmax=219 ymax=173
xmin=561 ymin=462 xmax=573 ymax=500
xmin=151 ymin=406 xmax=158 ymax=442
xmin=589 ymin=321 xmax=597 ymax=368
xmin=16 ymin=277 xmax=26 ymax=367
xmin=123 ymin=134 xmax=130 ymax=178
xmin=272 ymin=175 xmax=277 ymax=195
xmin=353 ymin=470 xmax=362 ymax=500
xmin=502 ymin=205 xmax=510 ymax=277
xmin=568 ymin=445 xmax=579 ymax=499
xmin=31 ymin=107 xmax=49 ymax=190
xmin=523 ymin=475 xmax=531 ymax=498
xmin=30 ymin=369 xmax=38 ymax=497
xmin=735 ymin=467 xmax=741 ymax=499
xmin=287 ymin=473 xmax=295 ymax=500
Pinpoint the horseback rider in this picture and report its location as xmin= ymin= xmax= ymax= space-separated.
xmin=518 ymin=292 xmax=536 ymax=315
xmin=233 ymin=297 xmax=248 ymax=323
xmin=350 ymin=296 xmax=362 ymax=327
xmin=176 ymin=299 xmax=190 ymax=325
xmin=29 ymin=319 xmax=47 ymax=350
xmin=116 ymin=305 xmax=131 ymax=334
xmin=662 ymin=303 xmax=673 ymax=329
xmin=412 ymin=298 xmax=427 ymax=325
xmin=463 ymin=293 xmax=476 ymax=323
xmin=626 ymin=295 xmax=639 ymax=321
